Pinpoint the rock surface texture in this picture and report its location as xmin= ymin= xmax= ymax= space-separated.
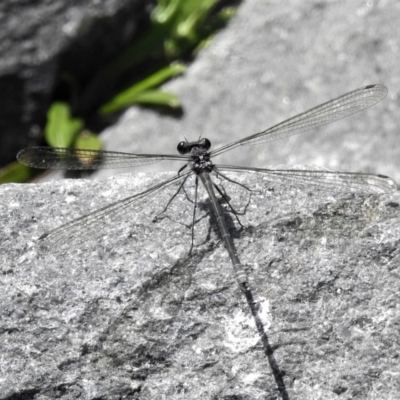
xmin=2 ymin=0 xmax=400 ymax=399
xmin=1 ymin=170 xmax=400 ymax=399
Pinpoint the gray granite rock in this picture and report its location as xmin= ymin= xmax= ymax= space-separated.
xmin=1 ymin=169 xmax=400 ymax=399
xmin=3 ymin=0 xmax=400 ymax=399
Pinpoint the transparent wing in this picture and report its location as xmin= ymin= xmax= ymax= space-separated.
xmin=211 ymin=84 xmax=387 ymax=157
xmin=216 ymin=165 xmax=397 ymax=194
xmin=35 ymin=171 xmax=191 ymax=254
xmin=17 ymin=147 xmax=189 ymax=170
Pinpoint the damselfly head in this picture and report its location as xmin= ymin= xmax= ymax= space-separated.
xmin=177 ymin=138 xmax=211 ymax=155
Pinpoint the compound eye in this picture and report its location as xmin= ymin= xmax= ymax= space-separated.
xmin=200 ymin=138 xmax=211 ymax=150
xmin=177 ymin=141 xmax=188 ymax=154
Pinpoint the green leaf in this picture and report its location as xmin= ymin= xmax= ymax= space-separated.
xmin=45 ymin=102 xmax=84 ymax=148
xmin=152 ymin=0 xmax=181 ymax=24
xmin=0 ymin=161 xmax=32 ymax=184
xmin=72 ymin=130 xmax=103 ymax=168
xmin=153 ymin=0 xmax=218 ymax=57
xmin=74 ymin=130 xmax=103 ymax=151
xmin=99 ymin=63 xmax=185 ymax=114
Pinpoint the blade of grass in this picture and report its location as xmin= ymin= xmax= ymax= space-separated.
xmin=79 ymin=0 xmax=223 ymax=113
xmin=124 ymin=90 xmax=180 ymax=107
xmin=0 ymin=162 xmax=32 ymax=184
xmin=99 ymin=63 xmax=185 ymax=114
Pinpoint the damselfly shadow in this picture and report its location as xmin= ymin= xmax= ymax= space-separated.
xmin=18 ymin=84 xmax=397 ymax=292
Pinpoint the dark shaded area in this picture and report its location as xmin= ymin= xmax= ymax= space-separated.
xmin=0 ymin=0 xmax=150 ymax=167
xmin=2 ymin=388 xmax=41 ymax=400
xmin=0 ymin=0 xmax=240 ymax=170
